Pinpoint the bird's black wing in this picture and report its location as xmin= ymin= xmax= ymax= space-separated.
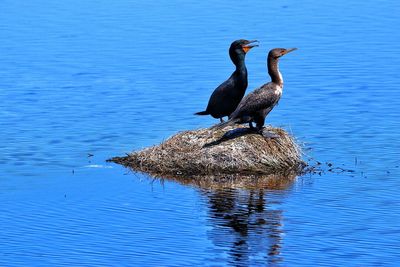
xmin=204 ymin=76 xmax=235 ymax=113
xmin=207 ymin=78 xmax=234 ymax=106
xmin=230 ymin=82 xmax=280 ymax=119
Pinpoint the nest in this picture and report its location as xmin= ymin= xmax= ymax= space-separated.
xmin=109 ymin=125 xmax=305 ymax=185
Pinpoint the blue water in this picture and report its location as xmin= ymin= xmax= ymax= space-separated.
xmin=1 ymin=0 xmax=400 ymax=266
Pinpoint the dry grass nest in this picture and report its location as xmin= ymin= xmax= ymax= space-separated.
xmin=109 ymin=125 xmax=305 ymax=180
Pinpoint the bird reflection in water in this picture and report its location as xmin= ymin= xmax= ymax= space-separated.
xmin=151 ymin=172 xmax=296 ymax=265
xmin=200 ymin=180 xmax=293 ymax=266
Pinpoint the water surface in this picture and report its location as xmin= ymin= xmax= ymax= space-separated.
xmin=1 ymin=0 xmax=400 ymax=266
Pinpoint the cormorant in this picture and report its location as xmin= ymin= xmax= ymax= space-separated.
xmin=195 ymin=39 xmax=258 ymax=122
xmin=214 ymin=48 xmax=297 ymax=132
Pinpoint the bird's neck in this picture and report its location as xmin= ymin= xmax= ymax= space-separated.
xmin=268 ymin=57 xmax=283 ymax=86
xmin=235 ymin=61 xmax=247 ymax=76
xmin=231 ymin=52 xmax=246 ymax=71
xmin=234 ymin=56 xmax=247 ymax=78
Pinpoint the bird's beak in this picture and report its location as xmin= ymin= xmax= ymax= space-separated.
xmin=242 ymin=40 xmax=259 ymax=53
xmin=283 ymin=48 xmax=297 ymax=55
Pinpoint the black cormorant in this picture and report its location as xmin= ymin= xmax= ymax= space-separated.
xmin=195 ymin=39 xmax=258 ymax=122
xmin=214 ymin=48 xmax=297 ymax=132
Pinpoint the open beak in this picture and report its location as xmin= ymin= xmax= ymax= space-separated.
xmin=242 ymin=40 xmax=259 ymax=53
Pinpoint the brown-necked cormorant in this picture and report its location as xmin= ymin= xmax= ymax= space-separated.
xmin=214 ymin=48 xmax=297 ymax=132
xmin=195 ymin=39 xmax=258 ymax=122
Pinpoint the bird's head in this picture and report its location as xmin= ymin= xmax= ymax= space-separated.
xmin=229 ymin=39 xmax=258 ymax=62
xmin=268 ymin=48 xmax=297 ymax=59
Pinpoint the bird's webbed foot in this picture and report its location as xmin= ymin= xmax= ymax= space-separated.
xmin=259 ymin=127 xmax=280 ymax=139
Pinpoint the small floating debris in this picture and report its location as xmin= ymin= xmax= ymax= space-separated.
xmin=108 ymin=125 xmax=305 ymax=180
xmin=303 ymin=157 xmax=357 ymax=176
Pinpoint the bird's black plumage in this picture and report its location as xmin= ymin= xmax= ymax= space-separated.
xmin=195 ymin=39 xmax=258 ymax=122
xmin=214 ymin=48 xmax=297 ymax=131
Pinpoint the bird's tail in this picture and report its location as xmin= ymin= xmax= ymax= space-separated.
xmin=210 ymin=118 xmax=239 ymax=130
xmin=194 ymin=110 xmax=209 ymax=116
